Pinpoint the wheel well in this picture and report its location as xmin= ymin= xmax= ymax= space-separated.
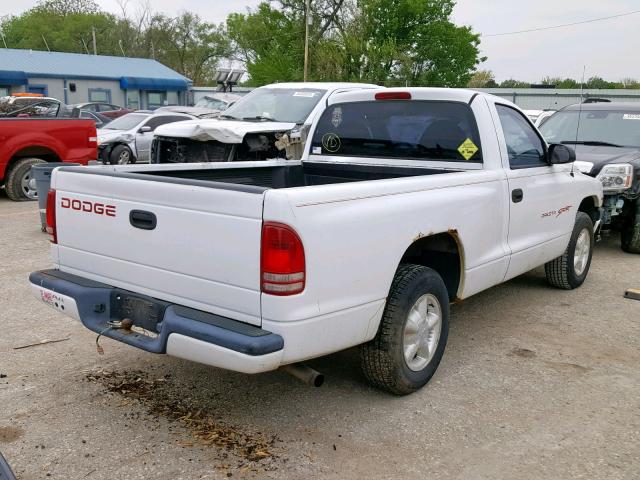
xmin=110 ymin=143 xmax=134 ymax=157
xmin=578 ymin=196 xmax=600 ymax=225
xmin=8 ymin=147 xmax=60 ymax=173
xmin=399 ymin=232 xmax=462 ymax=301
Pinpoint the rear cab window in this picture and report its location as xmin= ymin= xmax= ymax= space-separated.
xmin=310 ymin=100 xmax=483 ymax=164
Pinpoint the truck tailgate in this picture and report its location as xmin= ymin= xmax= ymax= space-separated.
xmin=51 ymin=169 xmax=265 ymax=326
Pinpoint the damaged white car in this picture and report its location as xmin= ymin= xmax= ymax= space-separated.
xmin=150 ymin=82 xmax=377 ymax=163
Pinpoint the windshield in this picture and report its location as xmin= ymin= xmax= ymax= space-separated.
xmin=194 ymin=97 xmax=228 ymax=110
xmin=540 ymin=110 xmax=640 ymax=148
xmin=103 ymin=113 xmax=148 ymax=130
xmin=222 ymin=87 xmax=326 ymax=123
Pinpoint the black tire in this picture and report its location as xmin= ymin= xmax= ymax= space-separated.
xmin=109 ymin=144 xmax=134 ymax=165
xmin=360 ymin=264 xmax=450 ymax=395
xmin=621 ymin=204 xmax=640 ymax=254
xmin=5 ymin=157 xmax=46 ymax=201
xmin=545 ymin=212 xmax=594 ymax=289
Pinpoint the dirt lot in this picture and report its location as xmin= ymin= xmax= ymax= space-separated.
xmin=1 ymin=192 xmax=639 ymax=480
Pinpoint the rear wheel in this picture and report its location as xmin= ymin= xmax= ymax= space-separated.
xmin=360 ymin=264 xmax=449 ymax=395
xmin=545 ymin=212 xmax=594 ymax=289
xmin=109 ymin=144 xmax=134 ymax=165
xmin=5 ymin=157 xmax=46 ymax=201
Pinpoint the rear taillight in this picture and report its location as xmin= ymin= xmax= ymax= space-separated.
xmin=46 ymin=189 xmax=57 ymax=244
xmin=261 ymin=222 xmax=305 ymax=295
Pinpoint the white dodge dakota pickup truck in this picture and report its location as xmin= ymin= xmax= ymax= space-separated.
xmin=30 ymin=88 xmax=603 ymax=395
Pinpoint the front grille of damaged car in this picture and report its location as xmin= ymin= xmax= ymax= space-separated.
xmin=153 ymin=134 xmax=289 ymax=164
xmin=154 ymin=137 xmax=234 ymax=163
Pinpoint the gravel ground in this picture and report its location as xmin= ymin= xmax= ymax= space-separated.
xmin=0 ymin=192 xmax=639 ymax=479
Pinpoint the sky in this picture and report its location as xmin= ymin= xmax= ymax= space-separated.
xmin=1 ymin=0 xmax=639 ymax=83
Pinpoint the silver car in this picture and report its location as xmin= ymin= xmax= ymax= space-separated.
xmin=97 ymin=111 xmax=194 ymax=164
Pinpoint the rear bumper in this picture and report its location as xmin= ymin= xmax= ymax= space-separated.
xmin=29 ymin=269 xmax=284 ymax=373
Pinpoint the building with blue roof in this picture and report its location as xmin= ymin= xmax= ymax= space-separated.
xmin=0 ymin=48 xmax=191 ymax=109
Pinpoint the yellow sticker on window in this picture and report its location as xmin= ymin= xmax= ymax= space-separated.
xmin=458 ymin=138 xmax=478 ymax=161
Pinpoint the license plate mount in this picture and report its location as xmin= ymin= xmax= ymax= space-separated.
xmin=110 ymin=291 xmax=169 ymax=333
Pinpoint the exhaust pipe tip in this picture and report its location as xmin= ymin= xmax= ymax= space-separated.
xmin=312 ymin=373 xmax=325 ymax=388
xmin=281 ymin=363 xmax=324 ymax=387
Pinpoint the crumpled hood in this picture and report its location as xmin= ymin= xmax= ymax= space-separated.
xmin=153 ymin=119 xmax=297 ymax=143
xmin=97 ymin=129 xmax=134 ymax=144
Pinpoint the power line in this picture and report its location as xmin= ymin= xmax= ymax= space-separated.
xmin=484 ymin=9 xmax=640 ymax=37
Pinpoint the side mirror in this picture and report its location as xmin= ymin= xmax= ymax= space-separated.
xmin=139 ymin=125 xmax=152 ymax=133
xmin=548 ymin=143 xmax=575 ymax=164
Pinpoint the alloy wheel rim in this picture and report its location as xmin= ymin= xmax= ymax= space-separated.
xmin=118 ymin=150 xmax=130 ymax=164
xmin=20 ymin=171 xmax=38 ymax=199
xmin=574 ymin=228 xmax=591 ymax=276
xmin=403 ymin=293 xmax=442 ymax=372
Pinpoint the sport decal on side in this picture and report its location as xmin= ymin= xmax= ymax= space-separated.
xmin=61 ymin=197 xmax=116 ymax=217
xmin=541 ymin=205 xmax=572 ymax=218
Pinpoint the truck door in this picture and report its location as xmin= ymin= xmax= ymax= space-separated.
xmin=494 ymin=104 xmax=577 ymax=280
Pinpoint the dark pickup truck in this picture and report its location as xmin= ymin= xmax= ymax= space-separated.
xmin=540 ymin=102 xmax=640 ymax=253
xmin=0 ymin=118 xmax=97 ymax=201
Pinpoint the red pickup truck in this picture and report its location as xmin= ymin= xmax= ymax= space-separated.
xmin=0 ymin=119 xmax=97 ymax=201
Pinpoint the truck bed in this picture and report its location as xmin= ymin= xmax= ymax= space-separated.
xmin=73 ymin=161 xmax=454 ymax=190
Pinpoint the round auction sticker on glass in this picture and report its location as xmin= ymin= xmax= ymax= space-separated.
xmin=322 ymin=133 xmax=342 ymax=153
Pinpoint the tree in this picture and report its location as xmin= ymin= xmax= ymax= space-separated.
xmin=351 ymin=0 xmax=481 ymax=86
xmin=0 ymin=0 xmax=230 ymax=84
xmin=500 ymin=79 xmax=529 ymax=88
xmin=467 ymin=70 xmax=494 ymax=87
xmin=227 ymin=3 xmax=304 ymax=85
xmin=620 ymin=77 xmax=640 ymax=89
xmin=33 ymin=0 xmax=99 ymax=16
xmin=585 ymin=76 xmax=614 ymax=89
xmin=228 ymin=0 xmax=482 ymax=86
xmin=148 ymin=13 xmax=231 ymax=85
xmin=0 ymin=5 xmax=118 ymax=54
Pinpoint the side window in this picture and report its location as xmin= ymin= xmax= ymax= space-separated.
xmin=143 ymin=116 xmax=188 ymax=131
xmin=496 ymin=105 xmax=547 ymax=168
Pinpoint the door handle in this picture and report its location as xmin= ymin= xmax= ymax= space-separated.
xmin=129 ymin=210 xmax=157 ymax=230
xmin=512 ymin=189 xmax=524 ymax=203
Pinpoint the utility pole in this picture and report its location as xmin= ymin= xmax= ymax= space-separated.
xmin=42 ymin=35 xmax=50 ymax=52
xmin=303 ymin=0 xmax=311 ymax=82
xmin=0 ymin=29 xmax=7 ymax=49
xmin=92 ymin=26 xmax=97 ymax=55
